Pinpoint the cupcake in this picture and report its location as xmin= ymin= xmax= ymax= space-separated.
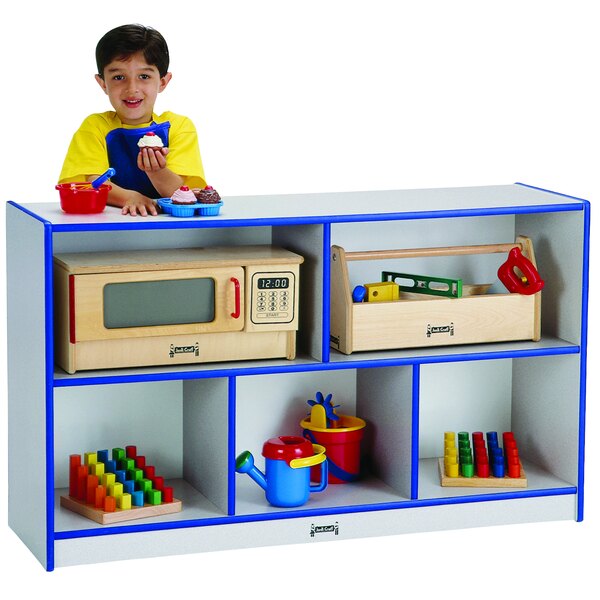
xmin=171 ymin=186 xmax=197 ymax=205
xmin=137 ymin=132 xmax=165 ymax=148
xmin=193 ymin=186 xmax=221 ymax=204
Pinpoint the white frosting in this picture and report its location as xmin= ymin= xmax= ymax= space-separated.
xmin=137 ymin=133 xmax=164 ymax=148
xmin=171 ymin=187 xmax=197 ymax=204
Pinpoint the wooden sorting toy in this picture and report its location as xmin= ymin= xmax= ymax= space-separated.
xmin=61 ymin=445 xmax=182 ymax=524
xmin=438 ymin=431 xmax=527 ymax=488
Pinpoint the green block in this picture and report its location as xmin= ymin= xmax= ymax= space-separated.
xmin=119 ymin=458 xmax=135 ymax=471
xmin=137 ymin=478 xmax=152 ymax=493
xmin=112 ymin=448 xmax=125 ymax=462
xmin=146 ymin=489 xmax=162 ymax=505
xmin=127 ymin=468 xmax=143 ymax=481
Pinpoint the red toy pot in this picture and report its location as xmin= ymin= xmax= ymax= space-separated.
xmin=300 ymin=414 xmax=366 ymax=484
xmin=56 ymin=183 xmax=111 ymax=214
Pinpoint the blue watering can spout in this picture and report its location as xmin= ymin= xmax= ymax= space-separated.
xmin=236 ymin=450 xmax=267 ymax=491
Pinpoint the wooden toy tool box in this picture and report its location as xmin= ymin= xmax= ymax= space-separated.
xmin=330 ymin=235 xmax=541 ymax=354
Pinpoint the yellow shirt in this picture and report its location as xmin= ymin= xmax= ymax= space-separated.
xmin=59 ymin=111 xmax=206 ymax=190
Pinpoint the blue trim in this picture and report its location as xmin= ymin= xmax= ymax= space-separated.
xmin=53 ymin=485 xmax=577 ymax=540
xmin=411 ymin=365 xmax=420 ymax=500
xmin=228 ymin=377 xmax=236 ymax=516
xmin=576 ymin=200 xmax=591 ymax=521
xmin=44 ymin=223 xmax=55 ymax=572
xmin=322 ymin=223 xmax=331 ymax=363
xmin=47 ymin=202 xmax=584 ymax=233
xmin=52 ymin=343 xmax=580 ymax=387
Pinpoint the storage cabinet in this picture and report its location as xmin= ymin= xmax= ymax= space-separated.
xmin=6 ymin=184 xmax=589 ymax=570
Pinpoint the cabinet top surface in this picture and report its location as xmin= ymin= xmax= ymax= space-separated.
xmin=9 ymin=184 xmax=586 ymax=229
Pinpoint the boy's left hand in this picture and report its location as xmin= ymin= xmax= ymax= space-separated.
xmin=137 ymin=147 xmax=169 ymax=172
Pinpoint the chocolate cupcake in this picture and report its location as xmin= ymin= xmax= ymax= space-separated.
xmin=193 ymin=186 xmax=221 ymax=204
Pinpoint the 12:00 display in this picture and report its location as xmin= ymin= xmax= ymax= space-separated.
xmin=257 ymin=277 xmax=290 ymax=289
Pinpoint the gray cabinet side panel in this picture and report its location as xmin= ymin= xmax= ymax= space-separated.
xmin=6 ymin=204 xmax=49 ymax=568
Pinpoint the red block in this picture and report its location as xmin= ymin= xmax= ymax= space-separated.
xmin=126 ymin=445 xmax=137 ymax=459
xmin=153 ymin=476 xmax=164 ymax=491
xmin=508 ymin=456 xmax=521 ymax=478
xmin=135 ymin=455 xmax=146 ymax=469
xmin=76 ymin=465 xmax=89 ymax=500
xmin=163 ymin=486 xmax=173 ymax=503
xmin=69 ymin=455 xmax=82 ymax=496
xmin=476 ymin=463 xmax=490 ymax=478
xmin=86 ymin=474 xmax=99 ymax=504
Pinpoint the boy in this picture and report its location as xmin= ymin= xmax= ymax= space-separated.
xmin=59 ymin=24 xmax=206 ymax=216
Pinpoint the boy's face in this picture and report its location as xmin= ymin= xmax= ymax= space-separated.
xmin=95 ymin=51 xmax=172 ymax=126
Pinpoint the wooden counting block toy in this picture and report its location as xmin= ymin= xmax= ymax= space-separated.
xmin=60 ymin=444 xmax=182 ymax=525
xmin=439 ymin=430 xmax=527 ymax=488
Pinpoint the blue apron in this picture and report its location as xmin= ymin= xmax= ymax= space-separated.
xmin=105 ymin=121 xmax=171 ymax=199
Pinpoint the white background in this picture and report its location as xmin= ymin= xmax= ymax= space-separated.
xmin=1 ymin=0 xmax=598 ymax=596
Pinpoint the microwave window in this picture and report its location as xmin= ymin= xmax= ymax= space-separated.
xmin=103 ymin=278 xmax=215 ymax=329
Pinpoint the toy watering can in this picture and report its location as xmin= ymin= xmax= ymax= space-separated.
xmin=236 ymin=436 xmax=328 ymax=507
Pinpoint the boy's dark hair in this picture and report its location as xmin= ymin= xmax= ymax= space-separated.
xmin=96 ymin=24 xmax=170 ymax=78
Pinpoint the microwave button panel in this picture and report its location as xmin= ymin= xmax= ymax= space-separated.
xmin=250 ymin=272 xmax=296 ymax=325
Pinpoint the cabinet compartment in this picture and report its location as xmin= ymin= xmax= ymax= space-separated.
xmin=234 ymin=369 xmax=412 ymax=515
xmin=417 ymin=356 xmax=580 ymax=506
xmin=53 ymin=379 xmax=230 ymax=533
xmin=329 ymin=209 xmax=585 ymax=357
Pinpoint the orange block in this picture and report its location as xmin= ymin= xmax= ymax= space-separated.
xmin=95 ymin=485 xmax=106 ymax=509
xmin=104 ymin=495 xmax=116 ymax=512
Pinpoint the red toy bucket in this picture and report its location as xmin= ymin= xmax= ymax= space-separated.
xmin=56 ymin=183 xmax=111 ymax=214
xmin=300 ymin=414 xmax=366 ymax=484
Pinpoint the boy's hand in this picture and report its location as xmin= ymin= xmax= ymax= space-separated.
xmin=137 ymin=147 xmax=169 ymax=173
xmin=137 ymin=146 xmax=185 ymax=197
xmin=121 ymin=192 xmax=159 ymax=217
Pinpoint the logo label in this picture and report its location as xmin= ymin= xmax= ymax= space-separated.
xmin=310 ymin=522 xmax=339 ymax=538
xmin=169 ymin=343 xmax=199 ymax=358
xmin=427 ymin=323 xmax=454 ymax=338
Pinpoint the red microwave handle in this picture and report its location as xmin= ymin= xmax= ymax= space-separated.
xmin=230 ymin=277 xmax=241 ymax=318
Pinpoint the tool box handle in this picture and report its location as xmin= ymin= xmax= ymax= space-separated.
xmin=342 ymin=242 xmax=523 ymax=262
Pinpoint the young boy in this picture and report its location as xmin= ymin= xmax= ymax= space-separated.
xmin=59 ymin=24 xmax=206 ymax=216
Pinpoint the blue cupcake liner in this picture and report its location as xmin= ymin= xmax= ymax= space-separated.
xmin=158 ymin=198 xmax=223 ymax=217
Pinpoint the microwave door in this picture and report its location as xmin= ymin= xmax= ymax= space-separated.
xmin=70 ymin=267 xmax=245 ymax=341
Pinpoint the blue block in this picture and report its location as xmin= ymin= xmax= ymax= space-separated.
xmin=115 ymin=469 xmax=127 ymax=484
xmin=105 ymin=459 xmax=117 ymax=473
xmin=131 ymin=490 xmax=145 ymax=507
xmin=123 ymin=480 xmax=136 ymax=494
xmin=97 ymin=449 xmax=109 ymax=464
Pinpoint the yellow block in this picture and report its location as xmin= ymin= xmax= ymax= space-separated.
xmin=84 ymin=452 xmax=97 ymax=465
xmin=89 ymin=462 xmax=105 ymax=477
xmin=446 ymin=463 xmax=460 ymax=477
xmin=108 ymin=482 xmax=123 ymax=498
xmin=117 ymin=493 xmax=131 ymax=510
xmin=364 ymin=282 xmax=400 ymax=302
xmin=102 ymin=473 xmax=116 ymax=488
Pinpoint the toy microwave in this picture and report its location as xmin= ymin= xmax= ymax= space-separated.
xmin=53 ymin=246 xmax=304 ymax=373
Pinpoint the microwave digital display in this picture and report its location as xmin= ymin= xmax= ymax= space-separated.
xmin=103 ymin=278 xmax=215 ymax=329
xmin=257 ymin=277 xmax=290 ymax=290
